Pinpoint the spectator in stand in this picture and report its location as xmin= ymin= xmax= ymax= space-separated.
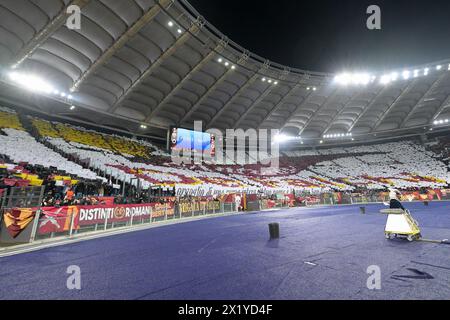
xmin=65 ymin=188 xmax=74 ymax=203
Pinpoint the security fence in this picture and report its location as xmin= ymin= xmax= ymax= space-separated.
xmin=2 ymin=188 xmax=450 ymax=247
xmin=0 ymin=200 xmax=238 ymax=245
xmin=300 ymin=189 xmax=450 ymax=207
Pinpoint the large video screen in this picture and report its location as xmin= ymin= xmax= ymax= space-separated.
xmin=170 ymin=128 xmax=215 ymax=156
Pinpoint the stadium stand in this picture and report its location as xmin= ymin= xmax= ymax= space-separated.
xmin=1 ymin=106 xmax=449 ymax=207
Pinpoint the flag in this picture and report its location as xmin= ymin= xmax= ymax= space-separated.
xmin=3 ymin=208 xmax=35 ymax=238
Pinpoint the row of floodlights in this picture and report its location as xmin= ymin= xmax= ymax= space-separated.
xmin=9 ymin=72 xmax=73 ymax=100
xmin=217 ymin=58 xmax=236 ymax=69
xmin=167 ymin=21 xmax=183 ymax=34
xmin=323 ymin=133 xmax=352 ymax=139
xmin=262 ymin=77 xmax=278 ymax=85
xmin=433 ymin=119 xmax=449 ymax=126
xmin=335 ymin=64 xmax=450 ymax=86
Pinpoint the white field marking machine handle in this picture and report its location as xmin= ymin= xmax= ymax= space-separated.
xmin=380 ymin=209 xmax=405 ymax=215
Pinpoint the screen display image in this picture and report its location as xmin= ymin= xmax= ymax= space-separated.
xmin=170 ymin=128 xmax=215 ymax=156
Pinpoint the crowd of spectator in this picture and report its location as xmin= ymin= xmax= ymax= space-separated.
xmin=1 ymin=106 xmax=449 ymax=210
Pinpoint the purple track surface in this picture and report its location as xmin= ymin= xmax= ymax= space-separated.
xmin=1 ymin=202 xmax=450 ymax=300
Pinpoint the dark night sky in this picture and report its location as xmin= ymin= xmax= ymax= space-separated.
xmin=187 ymin=0 xmax=450 ymax=73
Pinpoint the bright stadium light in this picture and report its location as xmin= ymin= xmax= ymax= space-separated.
xmin=231 ymin=65 xmax=236 ymax=70
xmin=353 ymin=73 xmax=370 ymax=85
xmin=436 ymin=65 xmax=442 ymax=70
xmin=218 ymin=58 xmax=222 ymax=63
xmin=334 ymin=73 xmax=351 ymax=85
xmin=274 ymin=134 xmax=293 ymax=143
xmin=312 ymin=87 xmax=317 ymax=91
xmin=335 ymin=73 xmax=371 ymax=86
xmin=177 ymin=29 xmax=182 ymax=34
xmin=433 ymin=119 xmax=449 ymax=125
xmin=402 ymin=71 xmax=410 ymax=80
xmin=262 ymin=78 xmax=266 ymax=82
xmin=168 ymin=21 xmax=174 ymax=27
xmin=70 ymin=105 xmax=75 ymax=110
xmin=424 ymin=68 xmax=430 ymax=76
xmin=9 ymin=72 xmax=55 ymax=94
xmin=380 ymin=74 xmax=391 ymax=85
xmin=274 ymin=81 xmax=278 ymax=85
xmin=413 ymin=69 xmax=420 ymax=78
xmin=391 ymin=72 xmax=399 ymax=81
xmin=224 ymin=61 xmax=229 ymax=66
xmin=140 ymin=124 xmax=147 ymax=129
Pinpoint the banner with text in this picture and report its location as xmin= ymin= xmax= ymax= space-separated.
xmin=37 ymin=203 xmax=174 ymax=235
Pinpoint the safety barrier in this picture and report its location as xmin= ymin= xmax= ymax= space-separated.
xmin=0 ymin=200 xmax=238 ymax=245
xmin=301 ymin=189 xmax=450 ymax=207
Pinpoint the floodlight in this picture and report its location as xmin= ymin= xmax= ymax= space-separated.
xmin=334 ymin=73 xmax=351 ymax=85
xmin=402 ymin=71 xmax=410 ymax=80
xmin=391 ymin=72 xmax=399 ymax=81
xmin=274 ymin=134 xmax=293 ymax=143
xmin=9 ymin=72 xmax=54 ymax=94
xmin=380 ymin=75 xmax=391 ymax=85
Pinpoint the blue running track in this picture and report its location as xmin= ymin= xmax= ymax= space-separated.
xmin=1 ymin=202 xmax=450 ymax=300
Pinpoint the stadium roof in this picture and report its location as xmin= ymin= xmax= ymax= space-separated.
xmin=0 ymin=0 xmax=450 ymax=143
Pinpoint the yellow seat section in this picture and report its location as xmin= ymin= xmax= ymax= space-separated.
xmin=106 ymin=136 xmax=150 ymax=158
xmin=31 ymin=118 xmax=60 ymax=138
xmin=0 ymin=111 xmax=23 ymax=130
xmin=31 ymin=116 xmax=152 ymax=159
xmin=54 ymin=123 xmax=111 ymax=150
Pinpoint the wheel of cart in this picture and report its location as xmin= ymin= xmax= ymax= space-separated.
xmin=380 ymin=209 xmax=421 ymax=242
